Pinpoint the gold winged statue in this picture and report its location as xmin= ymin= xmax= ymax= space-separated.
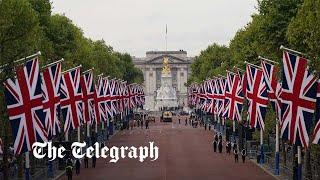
xmin=162 ymin=57 xmax=171 ymax=74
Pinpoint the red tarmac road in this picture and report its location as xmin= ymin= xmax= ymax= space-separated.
xmin=61 ymin=117 xmax=274 ymax=180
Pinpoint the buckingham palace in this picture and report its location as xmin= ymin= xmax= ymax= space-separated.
xmin=132 ymin=50 xmax=194 ymax=111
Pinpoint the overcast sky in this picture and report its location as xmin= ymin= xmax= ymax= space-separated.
xmin=51 ymin=0 xmax=257 ymax=57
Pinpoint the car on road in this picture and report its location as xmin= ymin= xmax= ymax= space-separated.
xmin=161 ymin=111 xmax=173 ymax=122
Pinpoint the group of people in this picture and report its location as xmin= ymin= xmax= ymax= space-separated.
xmin=65 ymin=153 xmax=98 ymax=180
xmin=212 ymin=133 xmax=247 ymax=163
xmin=129 ymin=118 xmax=149 ymax=130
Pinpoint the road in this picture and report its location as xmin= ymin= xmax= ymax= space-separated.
xmin=61 ymin=116 xmax=274 ymax=180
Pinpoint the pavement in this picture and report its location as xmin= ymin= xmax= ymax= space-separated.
xmin=60 ymin=116 xmax=275 ymax=180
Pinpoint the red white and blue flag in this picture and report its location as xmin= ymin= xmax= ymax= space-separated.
xmin=41 ymin=62 xmax=62 ymax=139
xmin=60 ymin=67 xmax=83 ymax=133
xmin=103 ymin=77 xmax=112 ymax=119
xmin=4 ymin=57 xmax=48 ymax=155
xmin=215 ymin=77 xmax=226 ymax=117
xmin=80 ymin=70 xmax=96 ymax=124
xmin=223 ymin=71 xmax=244 ymax=121
xmin=261 ymin=60 xmax=282 ymax=122
xmin=94 ymin=76 xmax=106 ymax=123
xmin=128 ymin=84 xmax=137 ymax=109
xmin=312 ymin=78 xmax=320 ymax=144
xmin=280 ymin=51 xmax=317 ymax=147
xmin=245 ymin=64 xmax=268 ymax=130
xmin=205 ymin=79 xmax=215 ymax=114
xmin=109 ymin=79 xmax=119 ymax=115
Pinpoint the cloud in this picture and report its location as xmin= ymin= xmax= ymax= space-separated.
xmin=51 ymin=0 xmax=257 ymax=57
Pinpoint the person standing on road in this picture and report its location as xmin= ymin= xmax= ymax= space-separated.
xmin=226 ymin=141 xmax=231 ymax=154
xmin=178 ymin=117 xmax=181 ymax=124
xmin=75 ymin=159 xmax=81 ymax=175
xmin=92 ymin=155 xmax=96 ymax=168
xmin=241 ymin=148 xmax=247 ymax=163
xmin=218 ymin=133 xmax=222 ymax=141
xmin=204 ymin=123 xmax=207 ymax=130
xmin=141 ymin=119 xmax=144 ymax=129
xmin=84 ymin=156 xmax=88 ymax=168
xmin=185 ymin=118 xmax=187 ymax=126
xmin=234 ymin=149 xmax=239 ymax=163
xmin=66 ymin=158 xmax=73 ymax=180
xmin=208 ymin=124 xmax=211 ymax=131
xmin=214 ymin=133 xmax=218 ymax=142
xmin=218 ymin=139 xmax=223 ymax=153
xmin=145 ymin=119 xmax=149 ymax=129
xmin=212 ymin=139 xmax=217 ymax=152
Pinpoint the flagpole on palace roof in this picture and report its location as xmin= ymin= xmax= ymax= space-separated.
xmin=42 ymin=58 xmax=64 ymax=69
xmin=62 ymin=65 xmax=82 ymax=74
xmin=258 ymin=56 xmax=278 ymax=64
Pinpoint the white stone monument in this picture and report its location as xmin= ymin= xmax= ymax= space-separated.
xmin=155 ymin=57 xmax=178 ymax=110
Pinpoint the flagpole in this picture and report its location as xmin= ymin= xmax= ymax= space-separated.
xmin=82 ymin=67 xmax=94 ymax=74
xmin=280 ymin=45 xmax=306 ymax=57
xmin=25 ymin=152 xmax=30 ymax=180
xmin=260 ymin=129 xmax=264 ymax=164
xmin=275 ymin=120 xmax=280 ymax=175
xmin=244 ymin=61 xmax=262 ymax=69
xmin=77 ymin=126 xmax=81 ymax=142
xmin=165 ymin=24 xmax=167 ymax=51
xmin=62 ymin=65 xmax=82 ymax=74
xmin=226 ymin=70 xmax=238 ymax=75
xmin=297 ymin=146 xmax=302 ymax=180
xmin=258 ymin=56 xmax=279 ymax=64
xmin=233 ymin=66 xmax=244 ymax=72
xmin=87 ymin=123 xmax=90 ymax=138
xmin=42 ymin=58 xmax=64 ymax=69
xmin=65 ymin=130 xmax=68 ymax=141
xmin=14 ymin=51 xmax=41 ymax=63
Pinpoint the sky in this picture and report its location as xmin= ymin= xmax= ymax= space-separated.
xmin=51 ymin=0 xmax=257 ymax=57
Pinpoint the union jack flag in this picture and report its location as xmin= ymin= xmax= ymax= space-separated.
xmin=60 ymin=67 xmax=83 ymax=133
xmin=280 ymin=51 xmax=317 ymax=147
xmin=261 ymin=60 xmax=282 ymax=122
xmin=80 ymin=70 xmax=96 ymax=124
xmin=94 ymin=76 xmax=106 ymax=123
xmin=4 ymin=57 xmax=48 ymax=155
xmin=198 ymin=83 xmax=207 ymax=110
xmin=118 ymin=82 xmax=125 ymax=113
xmin=312 ymin=78 xmax=320 ymax=144
xmin=103 ymin=77 xmax=112 ymax=119
xmin=109 ymin=79 xmax=119 ymax=115
xmin=128 ymin=84 xmax=137 ymax=109
xmin=215 ymin=77 xmax=226 ymax=117
xmin=139 ymin=85 xmax=145 ymax=106
xmin=245 ymin=64 xmax=268 ymax=130
xmin=223 ymin=71 xmax=244 ymax=121
xmin=205 ymin=79 xmax=215 ymax=114
xmin=0 ymin=138 xmax=3 ymax=154
xmin=135 ymin=85 xmax=142 ymax=106
xmin=41 ymin=62 xmax=62 ymax=139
